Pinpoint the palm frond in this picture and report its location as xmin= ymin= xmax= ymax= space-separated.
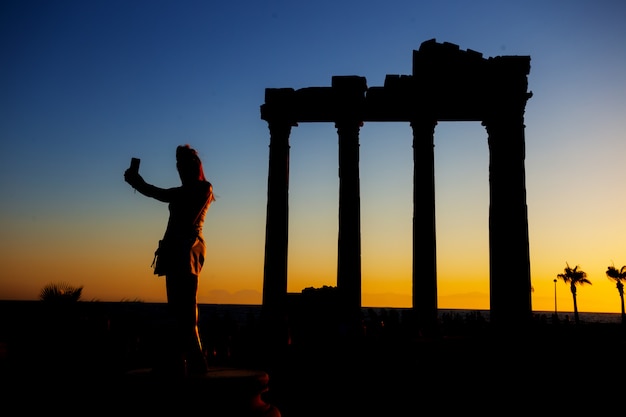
xmin=39 ymin=282 xmax=83 ymax=303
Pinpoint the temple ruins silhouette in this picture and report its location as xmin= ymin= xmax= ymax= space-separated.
xmin=260 ymin=39 xmax=533 ymax=340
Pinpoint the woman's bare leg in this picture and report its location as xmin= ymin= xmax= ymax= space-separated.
xmin=166 ymin=273 xmax=209 ymax=375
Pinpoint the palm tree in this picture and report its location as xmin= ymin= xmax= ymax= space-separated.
xmin=556 ymin=263 xmax=592 ymax=325
xmin=605 ymin=263 xmax=626 ymax=326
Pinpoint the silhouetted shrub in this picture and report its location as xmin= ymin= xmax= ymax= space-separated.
xmin=39 ymin=282 xmax=83 ymax=303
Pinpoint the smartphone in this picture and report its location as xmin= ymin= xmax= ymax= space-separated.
xmin=130 ymin=157 xmax=140 ymax=171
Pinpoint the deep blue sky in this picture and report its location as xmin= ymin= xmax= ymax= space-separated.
xmin=2 ymin=1 xmax=625 ymax=312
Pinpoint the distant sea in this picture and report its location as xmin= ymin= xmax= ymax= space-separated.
xmin=194 ymin=304 xmax=623 ymax=326
xmin=0 ymin=301 xmax=621 ymax=329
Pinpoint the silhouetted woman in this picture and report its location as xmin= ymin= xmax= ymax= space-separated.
xmin=124 ymin=144 xmax=215 ymax=377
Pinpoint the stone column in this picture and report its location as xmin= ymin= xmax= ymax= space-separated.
xmin=411 ymin=119 xmax=439 ymax=336
xmin=262 ymin=121 xmax=292 ymax=316
xmin=484 ymin=115 xmax=532 ymax=329
xmin=332 ymin=76 xmax=367 ymax=337
xmin=260 ymin=120 xmax=293 ymax=353
xmin=336 ymin=120 xmax=363 ymax=335
xmin=260 ymin=88 xmax=297 ymax=352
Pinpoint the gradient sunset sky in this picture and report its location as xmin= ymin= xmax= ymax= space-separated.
xmin=2 ymin=1 xmax=625 ymax=314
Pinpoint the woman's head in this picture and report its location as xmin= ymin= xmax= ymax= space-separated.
xmin=176 ymin=144 xmax=206 ymax=183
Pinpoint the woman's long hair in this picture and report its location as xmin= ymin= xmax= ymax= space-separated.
xmin=176 ymin=144 xmax=216 ymax=202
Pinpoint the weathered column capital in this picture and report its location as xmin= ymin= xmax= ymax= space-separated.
xmin=267 ymin=121 xmax=294 ymax=143
xmin=335 ymin=119 xmax=363 ymax=133
xmin=410 ymin=118 xmax=438 ymax=136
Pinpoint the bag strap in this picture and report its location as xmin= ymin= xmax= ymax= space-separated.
xmin=192 ymin=192 xmax=211 ymax=229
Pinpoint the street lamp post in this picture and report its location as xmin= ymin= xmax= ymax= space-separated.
xmin=553 ymin=278 xmax=557 ymax=316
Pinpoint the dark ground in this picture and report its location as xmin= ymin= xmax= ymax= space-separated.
xmin=1 ymin=301 xmax=624 ymax=416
